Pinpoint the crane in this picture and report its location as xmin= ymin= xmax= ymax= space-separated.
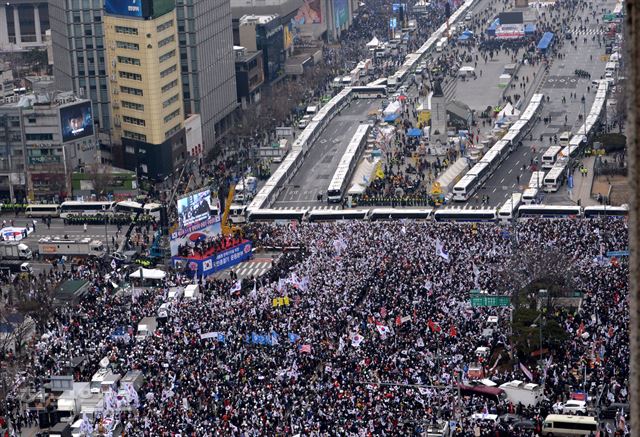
xmin=220 ymin=185 xmax=241 ymax=237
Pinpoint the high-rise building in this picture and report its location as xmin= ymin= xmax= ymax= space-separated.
xmin=103 ymin=0 xmax=187 ymax=180
xmin=50 ymin=0 xmax=111 ymax=145
xmin=0 ymin=1 xmax=49 ymax=51
xmin=176 ymin=0 xmax=237 ymax=149
xmin=51 ymin=0 xmax=237 ymax=160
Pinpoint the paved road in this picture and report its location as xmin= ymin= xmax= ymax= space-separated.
xmin=12 ymin=220 xmax=123 ymax=252
xmin=469 ymin=0 xmax=619 ymax=207
xmin=274 ymin=98 xmax=381 ymax=207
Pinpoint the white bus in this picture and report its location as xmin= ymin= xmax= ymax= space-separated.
xmin=247 ymin=208 xmax=308 ymax=222
xmin=559 ymin=131 xmax=571 ymax=147
xmin=143 ymin=203 xmax=162 ymax=220
xmin=543 ymin=166 xmax=567 ymax=192
xmin=498 ymin=193 xmax=522 ymax=222
xmin=452 ymin=174 xmax=481 ymax=202
xmin=583 ymin=205 xmax=629 ymax=218
xmin=517 ymin=205 xmax=582 ymax=219
xmin=433 ymin=208 xmax=497 ymax=222
xmin=60 ymin=201 xmax=116 ymax=218
xmin=367 ymin=208 xmax=433 ymax=221
xmin=115 ymin=201 xmax=162 ymax=220
xmin=528 ymin=171 xmax=546 ymax=190
xmin=327 ymin=125 xmax=371 ymax=203
xmin=522 ymin=188 xmax=539 ymax=205
xmin=307 ymin=209 xmax=369 ymax=222
xmin=541 ymin=145 xmax=563 ymax=169
xmin=25 ymin=204 xmax=61 ymax=218
xmin=541 ymin=414 xmax=598 ymax=436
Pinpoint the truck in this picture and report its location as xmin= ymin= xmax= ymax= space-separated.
xmin=0 ymin=242 xmax=33 ymax=260
xmin=233 ymin=176 xmax=258 ymax=203
xmin=498 ymin=380 xmax=544 ymax=407
xmin=0 ymin=260 xmax=32 ymax=274
xmin=136 ymin=317 xmax=158 ymax=341
xmin=38 ymin=237 xmax=106 ymax=258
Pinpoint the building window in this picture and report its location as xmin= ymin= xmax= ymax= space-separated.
xmin=165 ymin=124 xmax=181 ymax=139
xmin=25 ymin=133 xmax=54 ymax=141
xmin=159 ymin=50 xmax=176 ymax=63
xmin=120 ymin=86 xmax=143 ymax=96
xmin=122 ymin=101 xmax=145 ymax=111
xmin=163 ymin=94 xmax=179 ymax=108
xmin=115 ymin=25 xmax=138 ymax=35
xmin=160 ymin=64 xmax=177 ymax=78
xmin=123 ymin=115 xmax=146 ymax=126
xmin=157 ymin=20 xmax=174 ymax=33
xmin=117 ymin=56 xmax=141 ymax=66
xmin=164 ymin=108 xmax=181 ymax=123
xmin=158 ymin=35 xmax=175 ymax=48
xmin=125 ymin=145 xmax=135 ymax=154
xmin=161 ymin=79 xmax=178 ymax=93
xmin=119 ymin=71 xmax=143 ymax=81
xmin=116 ymin=41 xmax=140 ymax=51
xmin=123 ymin=130 xmax=147 ymax=142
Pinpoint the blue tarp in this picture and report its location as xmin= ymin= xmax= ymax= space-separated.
xmin=407 ymin=128 xmax=422 ymax=137
xmin=486 ymin=18 xmax=500 ymax=36
xmin=458 ymin=34 xmax=471 ymax=41
xmin=524 ymin=24 xmax=536 ymax=34
xmin=537 ymin=32 xmax=554 ymax=51
xmin=384 ymin=114 xmax=400 ymax=122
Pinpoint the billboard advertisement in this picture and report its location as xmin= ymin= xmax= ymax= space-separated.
xmin=177 ymin=188 xmax=212 ymax=229
xmin=169 ymin=215 xmax=221 ymax=257
xmin=104 ymin=0 xmax=144 ymax=17
xmin=59 ymin=101 xmax=94 ymax=143
xmin=333 ymin=0 xmax=348 ymax=29
xmin=292 ymin=0 xmax=322 ymax=26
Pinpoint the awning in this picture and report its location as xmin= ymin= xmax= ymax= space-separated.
xmin=537 ymin=32 xmax=554 ymax=51
xmin=129 ymin=268 xmax=166 ymax=280
xmin=407 ymin=128 xmax=422 ymax=137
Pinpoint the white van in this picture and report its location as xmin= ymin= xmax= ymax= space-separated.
xmin=184 ymin=284 xmax=200 ymax=299
xmin=298 ymin=115 xmax=312 ymax=129
xmin=136 ymin=317 xmax=157 ymax=340
xmin=559 ymin=131 xmax=571 ymax=147
xmin=306 ymin=105 xmax=318 ymax=115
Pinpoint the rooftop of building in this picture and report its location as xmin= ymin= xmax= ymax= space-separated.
xmin=239 ymin=14 xmax=280 ymax=25
xmin=0 ymin=90 xmax=86 ymax=108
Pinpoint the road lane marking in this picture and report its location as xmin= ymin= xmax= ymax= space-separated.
xmin=508 ymin=168 xmax=513 ymax=174
xmin=500 ymin=178 xmax=505 ymax=184
xmin=492 ymin=188 xmax=497 ymax=193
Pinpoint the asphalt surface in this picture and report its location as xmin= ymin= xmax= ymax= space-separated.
xmin=470 ymin=0 xmax=619 ymax=207
xmin=274 ymin=98 xmax=382 ymax=207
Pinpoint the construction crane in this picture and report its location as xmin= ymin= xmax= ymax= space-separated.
xmin=220 ymin=185 xmax=241 ymax=237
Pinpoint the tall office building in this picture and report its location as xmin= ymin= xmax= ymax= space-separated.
xmin=175 ymin=0 xmax=237 ymax=150
xmin=103 ymin=0 xmax=186 ymax=180
xmin=49 ymin=0 xmax=111 ymax=140
xmin=0 ymin=1 xmax=49 ymax=51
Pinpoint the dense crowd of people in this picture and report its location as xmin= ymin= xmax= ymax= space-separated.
xmin=0 ymin=217 xmax=629 ymax=436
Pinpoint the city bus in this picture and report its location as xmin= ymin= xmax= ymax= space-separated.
xmin=498 ymin=193 xmax=522 ymax=222
xmin=247 ymin=208 xmax=308 ymax=223
xmin=452 ymin=174 xmax=481 ymax=202
xmin=115 ymin=201 xmax=144 ymax=216
xmin=25 ymin=204 xmax=61 ymax=218
xmin=367 ymin=208 xmax=433 ymax=221
xmin=517 ymin=205 xmax=582 ymax=219
xmin=307 ymin=209 xmax=369 ymax=222
xmin=327 ymin=125 xmax=370 ymax=203
xmin=583 ymin=205 xmax=629 ymax=218
xmin=559 ymin=131 xmax=571 ymax=147
xmin=528 ymin=171 xmax=546 ymax=190
xmin=541 ymin=145 xmax=563 ymax=169
xmin=143 ymin=203 xmax=163 ymax=221
xmin=541 ymin=414 xmax=598 ymax=436
xmin=521 ymin=188 xmax=539 ymax=205
xmin=543 ymin=166 xmax=567 ymax=192
xmin=60 ymin=201 xmax=116 ymax=218
xmin=433 ymin=208 xmax=497 ymax=222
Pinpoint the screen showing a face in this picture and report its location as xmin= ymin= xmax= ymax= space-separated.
xmin=177 ymin=190 xmax=212 ymax=229
xmin=60 ymin=102 xmax=94 ymax=143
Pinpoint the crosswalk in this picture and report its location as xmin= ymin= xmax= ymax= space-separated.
xmin=221 ymin=260 xmax=272 ymax=280
xmin=572 ymin=29 xmax=605 ymax=36
xmin=272 ymin=205 xmax=342 ymax=211
xmin=45 ymin=234 xmax=106 ymax=240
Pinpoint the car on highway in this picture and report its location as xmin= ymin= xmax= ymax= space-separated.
xmin=561 ymin=400 xmax=588 ymax=415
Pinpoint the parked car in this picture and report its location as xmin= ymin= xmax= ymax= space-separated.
xmin=562 ymin=400 xmax=587 ymax=415
xmin=599 ymin=403 xmax=629 ymax=420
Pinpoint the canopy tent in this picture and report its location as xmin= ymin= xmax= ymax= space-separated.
xmin=407 ymin=128 xmax=422 ymax=137
xmin=384 ymin=113 xmax=400 ymax=122
xmin=496 ymin=102 xmax=520 ymax=120
xmin=383 ymin=100 xmax=402 ymax=116
xmin=537 ymin=32 xmax=554 ymax=52
xmin=459 ymin=66 xmax=475 ymax=73
xmin=524 ymin=24 xmax=537 ymax=34
xmin=366 ymin=36 xmax=380 ymax=48
xmin=129 ymin=268 xmax=166 ymax=280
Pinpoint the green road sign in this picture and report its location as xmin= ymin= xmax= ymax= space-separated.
xmin=470 ymin=295 xmax=511 ymax=307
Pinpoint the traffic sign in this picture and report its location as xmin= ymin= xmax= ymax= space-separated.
xmin=470 ymin=295 xmax=510 ymax=307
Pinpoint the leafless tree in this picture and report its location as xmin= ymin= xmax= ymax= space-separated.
xmin=85 ymin=163 xmax=115 ymax=198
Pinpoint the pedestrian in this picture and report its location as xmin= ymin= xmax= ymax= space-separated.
xmin=84 ymin=223 xmax=88 ymax=233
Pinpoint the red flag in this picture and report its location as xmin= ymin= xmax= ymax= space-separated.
xmin=395 ymin=315 xmax=402 ymax=326
xmin=428 ymin=319 xmax=441 ymax=333
xmin=449 ymin=325 xmax=457 ymax=337
xmin=613 ymin=291 xmax=619 ymax=304
xmin=576 ymin=322 xmax=585 ymax=337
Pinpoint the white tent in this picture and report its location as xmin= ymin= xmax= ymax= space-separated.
xmin=497 ymin=102 xmax=520 ymax=120
xmin=459 ymin=66 xmax=475 ymax=73
xmin=383 ymin=100 xmax=402 ymax=116
xmin=366 ymin=36 xmax=380 ymax=48
xmin=129 ymin=268 xmax=166 ymax=280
